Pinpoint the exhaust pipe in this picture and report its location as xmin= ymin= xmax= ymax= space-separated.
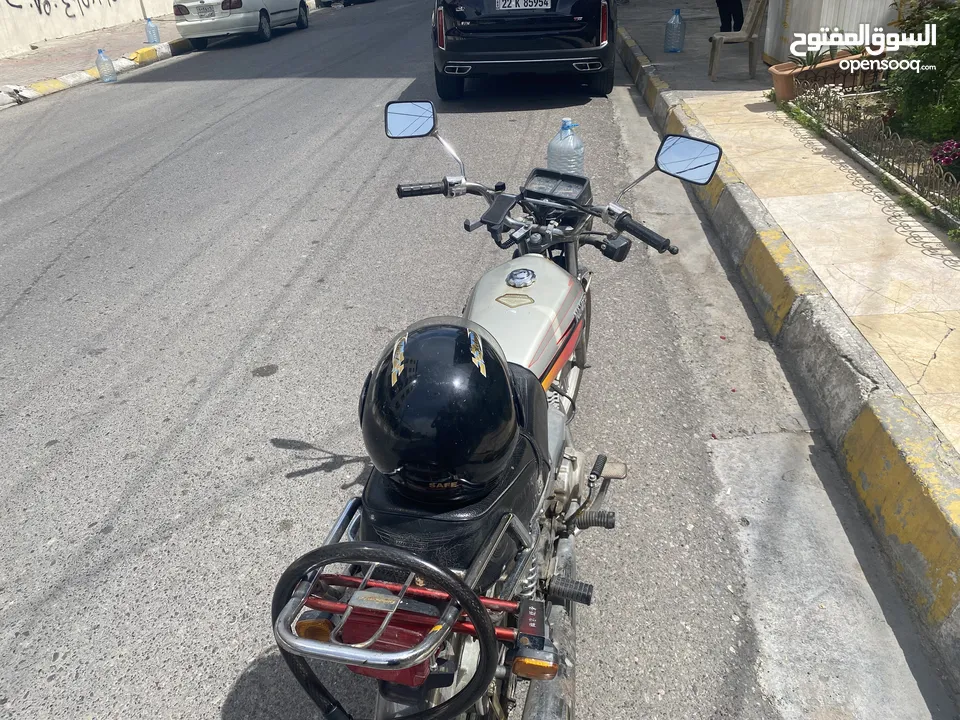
xmin=445 ymin=65 xmax=471 ymax=75
xmin=521 ymin=538 xmax=577 ymax=720
xmin=573 ymin=61 xmax=602 ymax=72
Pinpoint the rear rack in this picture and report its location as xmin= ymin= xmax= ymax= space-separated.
xmin=273 ymin=497 xmax=533 ymax=670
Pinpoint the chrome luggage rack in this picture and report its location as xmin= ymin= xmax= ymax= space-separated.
xmin=273 ymin=497 xmax=536 ymax=670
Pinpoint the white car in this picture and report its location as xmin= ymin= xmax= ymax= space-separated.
xmin=174 ymin=0 xmax=309 ymax=50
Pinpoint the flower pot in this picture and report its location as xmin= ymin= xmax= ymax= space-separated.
xmin=768 ymin=50 xmax=877 ymax=102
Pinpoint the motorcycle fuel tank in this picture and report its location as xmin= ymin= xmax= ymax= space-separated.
xmin=464 ymin=254 xmax=585 ymax=384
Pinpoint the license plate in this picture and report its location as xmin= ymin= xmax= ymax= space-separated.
xmin=496 ymin=0 xmax=550 ymax=9
xmin=197 ymin=4 xmax=215 ymax=17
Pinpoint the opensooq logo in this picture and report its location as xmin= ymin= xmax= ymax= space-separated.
xmin=789 ymin=23 xmax=937 ymax=57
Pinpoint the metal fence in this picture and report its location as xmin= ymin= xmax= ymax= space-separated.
xmin=794 ymin=77 xmax=960 ymax=220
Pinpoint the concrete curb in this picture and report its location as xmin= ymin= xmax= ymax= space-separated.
xmin=0 ymin=38 xmax=193 ymax=106
xmin=0 ymin=6 xmax=330 ymax=110
xmin=615 ymin=25 xmax=960 ymax=688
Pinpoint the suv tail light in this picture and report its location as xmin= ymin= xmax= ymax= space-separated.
xmin=221 ymin=0 xmax=242 ymax=8
xmin=436 ymin=7 xmax=445 ymax=50
xmin=599 ymin=0 xmax=608 ymax=46
xmin=173 ymin=3 xmax=189 ymax=14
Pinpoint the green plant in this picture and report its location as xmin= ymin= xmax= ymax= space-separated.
xmin=846 ymin=44 xmax=866 ymax=56
xmin=782 ymin=103 xmax=824 ymax=136
xmin=763 ymin=88 xmax=776 ymax=102
xmin=893 ymin=0 xmax=951 ymax=32
xmin=897 ymin=192 xmax=935 ymax=219
xmin=948 ymin=228 xmax=960 ymax=243
xmin=789 ymin=49 xmax=828 ymax=69
xmin=887 ymin=4 xmax=960 ymax=141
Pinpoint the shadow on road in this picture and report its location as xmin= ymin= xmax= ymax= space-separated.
xmin=269 ymin=437 xmax=371 ymax=488
xmin=221 ymin=646 xmax=378 ymax=720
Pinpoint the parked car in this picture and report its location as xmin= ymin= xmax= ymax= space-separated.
xmin=431 ymin=0 xmax=616 ymax=100
xmin=174 ymin=0 xmax=310 ymax=49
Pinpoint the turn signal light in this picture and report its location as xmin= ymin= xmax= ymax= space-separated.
xmin=296 ymin=617 xmax=333 ymax=642
xmin=173 ymin=4 xmax=189 ymax=14
xmin=512 ymin=656 xmax=559 ymax=680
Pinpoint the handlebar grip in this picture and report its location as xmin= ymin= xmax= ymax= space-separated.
xmin=614 ymin=213 xmax=673 ymax=254
xmin=397 ymin=181 xmax=445 ymax=199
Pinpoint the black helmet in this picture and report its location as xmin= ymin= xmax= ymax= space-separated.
xmin=359 ymin=317 xmax=519 ymax=504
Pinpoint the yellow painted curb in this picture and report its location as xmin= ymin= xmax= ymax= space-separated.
xmin=128 ymin=46 xmax=159 ymax=65
xmin=616 ymin=22 xmax=960 ymax=683
xmin=28 ymin=78 xmax=69 ymax=95
xmin=739 ymin=229 xmax=823 ymax=337
xmin=84 ymin=67 xmax=100 ymax=79
xmin=169 ymin=38 xmax=194 ymax=55
xmin=843 ymin=398 xmax=960 ymax=625
xmin=693 ymin=157 xmax=742 ymax=212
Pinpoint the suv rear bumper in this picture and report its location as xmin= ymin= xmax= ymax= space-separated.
xmin=433 ymin=44 xmax=614 ymax=76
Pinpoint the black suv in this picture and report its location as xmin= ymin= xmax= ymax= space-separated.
xmin=432 ymin=0 xmax=616 ymax=100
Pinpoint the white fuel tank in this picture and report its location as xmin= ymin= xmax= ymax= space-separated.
xmin=464 ymin=254 xmax=586 ymax=382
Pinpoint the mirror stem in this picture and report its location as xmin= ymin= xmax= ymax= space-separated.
xmin=615 ymin=166 xmax=657 ymax=205
xmin=435 ymin=133 xmax=466 ymax=178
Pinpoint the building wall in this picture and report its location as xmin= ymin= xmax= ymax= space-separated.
xmin=764 ymin=0 xmax=897 ymax=64
xmin=0 ymin=0 xmax=171 ymax=59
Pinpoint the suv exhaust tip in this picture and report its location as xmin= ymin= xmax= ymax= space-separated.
xmin=445 ymin=65 xmax=472 ymax=75
xmin=573 ymin=61 xmax=602 ymax=72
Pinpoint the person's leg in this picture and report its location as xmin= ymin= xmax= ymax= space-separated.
xmin=732 ymin=0 xmax=744 ymax=31
xmin=716 ymin=0 xmax=732 ymax=32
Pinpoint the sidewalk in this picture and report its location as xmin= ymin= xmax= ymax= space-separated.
xmin=0 ymin=14 xmax=180 ymax=89
xmin=616 ymin=0 xmax=960 ymax=693
xmin=685 ymin=93 xmax=960 ymax=452
xmin=618 ymin=0 xmax=959 ymax=453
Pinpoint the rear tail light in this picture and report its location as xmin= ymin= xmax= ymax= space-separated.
xmin=221 ymin=0 xmax=242 ymax=8
xmin=343 ymin=611 xmax=432 ymax=687
xmin=173 ymin=3 xmax=189 ymax=14
xmin=599 ymin=0 xmax=608 ymax=46
xmin=436 ymin=6 xmax=446 ymax=50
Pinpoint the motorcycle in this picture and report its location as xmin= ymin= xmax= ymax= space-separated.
xmin=271 ymin=100 xmax=722 ymax=720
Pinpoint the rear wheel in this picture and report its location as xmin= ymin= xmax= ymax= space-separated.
xmin=435 ymin=66 xmax=465 ymax=101
xmin=189 ymin=37 xmax=208 ymax=50
xmin=589 ymin=66 xmax=614 ymax=96
xmin=255 ymin=11 xmax=272 ymax=41
xmin=296 ymin=2 xmax=309 ymax=28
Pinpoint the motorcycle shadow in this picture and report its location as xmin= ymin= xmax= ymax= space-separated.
xmin=221 ymin=646 xmax=378 ymax=720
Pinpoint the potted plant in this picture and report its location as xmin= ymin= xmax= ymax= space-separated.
xmin=769 ymin=45 xmax=880 ymax=102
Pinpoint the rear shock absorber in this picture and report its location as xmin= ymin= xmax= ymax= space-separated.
xmin=517 ymin=554 xmax=540 ymax=599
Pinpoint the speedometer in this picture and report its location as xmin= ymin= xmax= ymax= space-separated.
xmin=521 ymin=168 xmax=592 ymax=206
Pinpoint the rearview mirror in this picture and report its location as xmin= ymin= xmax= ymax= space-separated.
xmin=385 ymin=101 xmax=437 ymax=139
xmin=655 ymin=135 xmax=722 ymax=185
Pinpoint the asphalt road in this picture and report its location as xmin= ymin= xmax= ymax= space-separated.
xmin=0 ymin=2 xmax=957 ymax=718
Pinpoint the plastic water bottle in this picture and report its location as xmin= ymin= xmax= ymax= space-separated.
xmin=664 ymin=9 xmax=685 ymax=53
xmin=96 ymin=49 xmax=117 ymax=83
xmin=547 ymin=118 xmax=585 ymax=176
xmin=145 ymin=18 xmax=161 ymax=44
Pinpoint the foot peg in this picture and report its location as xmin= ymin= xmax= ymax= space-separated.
xmin=574 ymin=509 xmax=615 ymax=529
xmin=548 ymin=576 xmax=594 ymax=606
